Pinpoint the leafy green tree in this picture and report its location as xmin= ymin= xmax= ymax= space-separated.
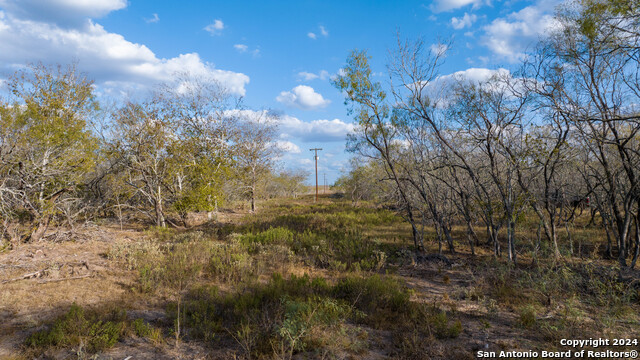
xmin=108 ymin=74 xmax=237 ymax=226
xmin=0 ymin=63 xmax=98 ymax=242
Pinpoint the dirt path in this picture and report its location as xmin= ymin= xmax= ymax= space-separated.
xmin=0 ymin=224 xmax=143 ymax=358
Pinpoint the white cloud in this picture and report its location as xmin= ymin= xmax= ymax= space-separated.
xmin=451 ymin=13 xmax=477 ymax=29
xmin=418 ymin=67 xmax=511 ymax=106
xmin=233 ymin=44 xmax=260 ymax=57
xmin=0 ymin=0 xmax=126 ymax=26
xmin=430 ymin=0 xmax=485 ymax=13
xmin=430 ymin=43 xmax=449 ymax=57
xmin=204 ymin=19 xmax=224 ymax=36
xmin=145 ymin=13 xmax=159 ymax=24
xmin=297 ymin=70 xmax=329 ymax=81
xmin=444 ymin=67 xmax=511 ymax=83
xmin=482 ymin=0 xmax=561 ymax=62
xmin=0 ymin=10 xmax=249 ymax=95
xmin=234 ymin=44 xmax=248 ymax=52
xmin=276 ymin=85 xmax=330 ymax=110
xmin=276 ymin=140 xmax=302 ymax=154
xmin=279 ymin=115 xmax=353 ymax=142
xmin=298 ymin=72 xmax=318 ymax=81
xmin=229 ymin=110 xmax=354 ymax=142
xmin=308 ymin=25 xmax=328 ymax=40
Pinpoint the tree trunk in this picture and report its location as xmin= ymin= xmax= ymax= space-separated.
xmin=29 ymin=215 xmax=51 ymax=242
xmin=155 ymin=186 xmax=166 ymax=228
xmin=550 ymin=221 xmax=560 ymax=259
xmin=507 ymin=218 xmax=516 ymax=264
xmin=467 ymin=229 xmax=475 ymax=256
xmin=630 ymin=211 xmax=640 ymax=269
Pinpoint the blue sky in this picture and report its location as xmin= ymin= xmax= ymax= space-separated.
xmin=0 ymin=0 xmax=561 ymax=184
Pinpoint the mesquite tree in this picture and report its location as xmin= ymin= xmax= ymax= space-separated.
xmin=0 ymin=63 xmax=98 ymax=242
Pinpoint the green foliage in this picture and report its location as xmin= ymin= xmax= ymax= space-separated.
xmin=170 ymin=273 xmax=435 ymax=358
xmin=0 ymin=63 xmax=99 ymax=238
xmin=518 ymin=305 xmax=537 ymax=328
xmin=108 ymin=239 xmax=164 ymax=271
xmin=332 ymin=275 xmax=410 ymax=315
xmin=26 ymin=304 xmax=127 ymax=354
xmin=430 ymin=311 xmax=463 ymax=338
xmin=131 ymin=318 xmax=157 ymax=339
xmin=224 ymin=206 xmax=400 ymax=272
xmin=207 ymin=241 xmax=255 ymax=282
xmin=239 ymin=226 xmax=295 ymax=248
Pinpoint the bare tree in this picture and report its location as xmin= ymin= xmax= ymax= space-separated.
xmin=234 ymin=111 xmax=281 ymax=212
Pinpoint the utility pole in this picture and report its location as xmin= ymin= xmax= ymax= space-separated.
xmin=310 ymin=148 xmax=322 ymax=202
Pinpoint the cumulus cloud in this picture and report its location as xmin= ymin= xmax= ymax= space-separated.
xmin=276 ymin=85 xmax=330 ymax=110
xmin=204 ymin=19 xmax=224 ymax=35
xmin=276 ymin=140 xmax=302 ymax=154
xmin=145 ymin=13 xmax=159 ymax=24
xmin=0 ymin=0 xmax=126 ymax=26
xmin=0 ymin=8 xmax=249 ymax=95
xmin=279 ymin=115 xmax=353 ymax=142
xmin=451 ymin=13 xmax=477 ymax=29
xmin=430 ymin=0 xmax=485 ymax=13
xmin=482 ymin=0 xmax=561 ymax=62
xmin=297 ymin=70 xmax=329 ymax=81
xmin=440 ymin=67 xmax=511 ymax=83
xmin=229 ymin=110 xmax=354 ymax=143
xmin=307 ymin=32 xmax=316 ymax=39
xmin=319 ymin=25 xmax=328 ymax=37
xmin=415 ymin=67 xmax=511 ymax=106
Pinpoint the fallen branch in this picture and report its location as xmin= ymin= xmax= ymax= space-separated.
xmin=0 ymin=263 xmax=32 ymax=269
xmin=1 ymin=270 xmax=44 ymax=284
xmin=37 ymin=274 xmax=93 ymax=284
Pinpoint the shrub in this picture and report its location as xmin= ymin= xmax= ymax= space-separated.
xmin=26 ymin=304 xmax=127 ymax=354
xmin=240 ymin=227 xmax=294 ymax=247
xmin=518 ymin=305 xmax=537 ymax=328
xmin=108 ymin=239 xmax=164 ymax=270
xmin=332 ymin=275 xmax=410 ymax=315
xmin=207 ymin=242 xmax=255 ymax=282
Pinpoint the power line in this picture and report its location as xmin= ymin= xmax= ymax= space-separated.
xmin=309 ymin=148 xmax=322 ymax=202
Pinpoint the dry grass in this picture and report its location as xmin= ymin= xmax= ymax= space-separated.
xmin=0 ymin=196 xmax=638 ymax=359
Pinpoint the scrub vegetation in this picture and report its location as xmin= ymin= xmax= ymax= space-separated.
xmin=1 ymin=0 xmax=640 ymax=359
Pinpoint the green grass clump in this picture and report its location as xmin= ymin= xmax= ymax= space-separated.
xmin=26 ymin=304 xmax=127 ymax=354
xmin=332 ymin=274 xmax=410 ymax=315
xmin=240 ymin=227 xmax=294 ymax=246
xmin=26 ymin=305 xmax=166 ymax=355
xmin=172 ymin=273 xmax=447 ymax=358
xmin=518 ymin=305 xmax=537 ymax=328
